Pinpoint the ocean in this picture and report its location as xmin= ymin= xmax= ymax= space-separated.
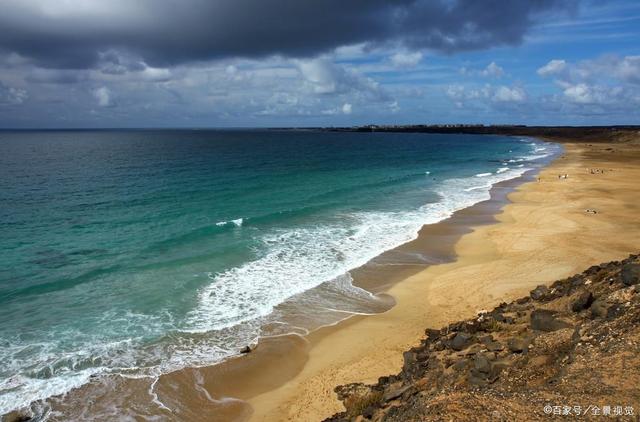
xmin=0 ymin=130 xmax=560 ymax=417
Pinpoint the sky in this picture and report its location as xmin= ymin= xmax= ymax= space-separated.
xmin=0 ymin=0 xmax=639 ymax=128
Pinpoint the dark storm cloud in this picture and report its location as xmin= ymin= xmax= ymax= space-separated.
xmin=0 ymin=0 xmax=576 ymax=69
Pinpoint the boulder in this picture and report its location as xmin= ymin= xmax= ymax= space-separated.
xmin=425 ymin=328 xmax=441 ymax=342
xmin=485 ymin=340 xmax=504 ymax=352
xmin=452 ymin=359 xmax=468 ymax=372
xmin=490 ymin=361 xmax=509 ymax=378
xmin=474 ymin=353 xmax=492 ymax=374
xmin=403 ymin=351 xmax=417 ymax=367
xmin=590 ymin=296 xmax=625 ymax=320
xmin=530 ymin=285 xmax=550 ymax=301
xmin=606 ymin=303 xmax=626 ymax=320
xmin=382 ymin=383 xmax=411 ymax=402
xmin=530 ymin=309 xmax=571 ymax=332
xmin=2 ymin=410 xmax=32 ymax=422
xmin=480 ymin=335 xmax=504 ymax=352
xmin=507 ymin=337 xmax=528 ymax=353
xmin=621 ymin=263 xmax=640 ymax=286
xmin=467 ymin=373 xmax=487 ymax=387
xmin=590 ymin=298 xmax=610 ymax=319
xmin=450 ymin=332 xmax=474 ymax=351
xmin=491 ymin=312 xmax=506 ymax=323
xmin=464 ymin=344 xmax=484 ymax=356
xmin=571 ymin=291 xmax=594 ymax=312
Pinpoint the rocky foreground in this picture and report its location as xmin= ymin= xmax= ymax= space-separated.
xmin=325 ymin=254 xmax=640 ymax=422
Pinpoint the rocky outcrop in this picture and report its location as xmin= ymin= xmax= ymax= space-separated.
xmin=325 ymin=254 xmax=640 ymax=422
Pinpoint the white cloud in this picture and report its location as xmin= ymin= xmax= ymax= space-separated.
xmin=320 ymin=102 xmax=353 ymax=115
xmin=139 ymin=66 xmax=172 ymax=82
xmin=492 ymin=85 xmax=526 ymax=102
xmin=93 ymin=86 xmax=112 ymax=107
xmin=537 ymin=59 xmax=566 ymax=76
xmin=446 ymin=83 xmax=526 ymax=107
xmin=481 ymin=61 xmax=504 ymax=78
xmin=296 ymin=58 xmax=390 ymax=102
xmin=562 ymin=83 xmax=624 ymax=104
xmin=615 ymin=55 xmax=640 ymax=84
xmin=538 ymin=55 xmax=640 ymax=85
xmin=537 ymin=55 xmax=640 ymax=110
xmin=0 ymin=81 xmax=27 ymax=104
xmin=390 ymin=51 xmax=423 ymax=68
xmin=297 ymin=59 xmax=339 ymax=94
xmin=446 ymin=84 xmax=491 ymax=101
xmin=562 ymin=83 xmax=592 ymax=103
xmin=460 ymin=62 xmax=504 ymax=78
xmin=445 ymin=84 xmax=466 ymax=100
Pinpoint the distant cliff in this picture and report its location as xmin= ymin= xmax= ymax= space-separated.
xmin=324 ymin=254 xmax=640 ymax=421
xmin=321 ymin=125 xmax=640 ymax=144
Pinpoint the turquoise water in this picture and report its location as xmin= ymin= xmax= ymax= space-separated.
xmin=0 ymin=130 xmax=559 ymax=414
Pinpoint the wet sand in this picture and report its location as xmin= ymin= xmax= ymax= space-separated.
xmin=245 ymin=139 xmax=640 ymax=421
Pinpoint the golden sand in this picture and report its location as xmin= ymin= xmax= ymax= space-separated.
xmin=247 ymin=140 xmax=640 ymax=421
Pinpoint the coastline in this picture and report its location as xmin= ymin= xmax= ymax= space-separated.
xmin=7 ymin=133 xmax=638 ymax=421
xmin=247 ymin=137 xmax=640 ymax=421
xmin=3 ymin=135 xmax=554 ymax=421
xmin=142 ymin=137 xmax=554 ymax=421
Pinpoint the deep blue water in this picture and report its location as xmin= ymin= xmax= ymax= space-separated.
xmin=0 ymin=129 xmax=559 ymax=413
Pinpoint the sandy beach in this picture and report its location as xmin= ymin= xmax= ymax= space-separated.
xmin=12 ymin=135 xmax=639 ymax=422
xmin=246 ymin=137 xmax=640 ymax=421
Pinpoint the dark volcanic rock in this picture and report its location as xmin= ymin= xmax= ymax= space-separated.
xmin=450 ymin=332 xmax=474 ymax=351
xmin=2 ymin=410 xmax=32 ymax=422
xmin=452 ymin=359 xmax=468 ymax=372
xmin=325 ymin=254 xmax=640 ymax=422
xmin=621 ymin=263 xmax=640 ymax=286
xmin=425 ymin=328 xmax=441 ymax=342
xmin=590 ymin=298 xmax=610 ymax=319
xmin=606 ymin=303 xmax=626 ymax=320
xmin=474 ymin=353 xmax=492 ymax=374
xmin=530 ymin=309 xmax=571 ymax=332
xmin=507 ymin=337 xmax=528 ymax=353
xmin=571 ymin=291 xmax=594 ymax=312
xmin=480 ymin=335 xmax=504 ymax=352
xmin=530 ymin=285 xmax=550 ymax=301
xmin=382 ymin=383 xmax=411 ymax=402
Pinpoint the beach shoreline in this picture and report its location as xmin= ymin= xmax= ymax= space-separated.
xmin=2 ymin=134 xmax=557 ymax=422
xmin=246 ymin=135 xmax=640 ymax=421
xmin=140 ymin=136 xmax=557 ymax=422
xmin=5 ymin=133 xmax=638 ymax=422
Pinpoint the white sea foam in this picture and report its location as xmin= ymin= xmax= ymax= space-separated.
xmin=215 ymin=218 xmax=244 ymax=227
xmin=0 ymin=361 xmax=104 ymax=416
xmin=186 ymin=141 xmax=560 ymax=334
xmin=496 ymin=167 xmax=509 ymax=174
